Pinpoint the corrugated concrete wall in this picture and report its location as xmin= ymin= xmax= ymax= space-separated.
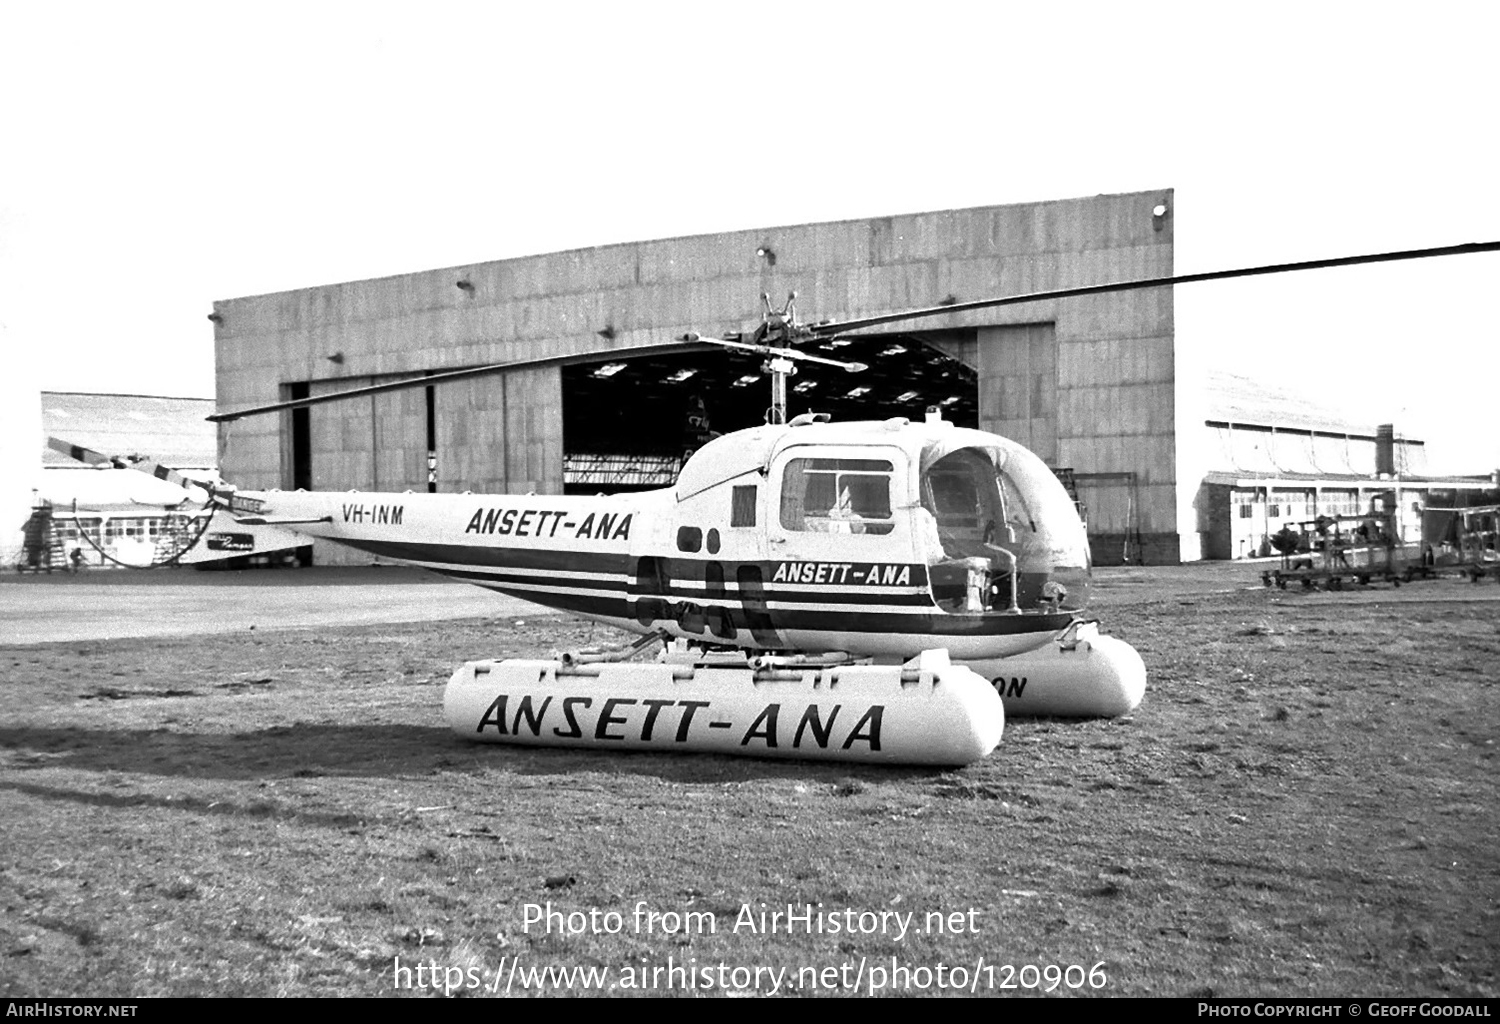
xmin=213 ymin=190 xmax=1176 ymax=565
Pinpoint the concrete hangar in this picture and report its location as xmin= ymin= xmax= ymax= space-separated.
xmin=211 ymin=188 xmax=1479 ymax=567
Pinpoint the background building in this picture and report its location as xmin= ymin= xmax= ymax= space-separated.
xmin=1193 ymin=373 xmax=1490 ymax=558
xmin=214 ymin=190 xmax=1184 ymax=565
xmin=31 ymin=393 xmax=216 ymax=568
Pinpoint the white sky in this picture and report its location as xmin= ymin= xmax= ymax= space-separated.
xmin=2 ymin=1 xmax=1497 ymax=473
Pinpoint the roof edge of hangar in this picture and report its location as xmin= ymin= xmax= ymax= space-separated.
xmin=214 ymin=189 xmax=1174 ymax=305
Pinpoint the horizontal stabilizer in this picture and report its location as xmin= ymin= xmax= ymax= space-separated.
xmin=232 ymin=515 xmax=331 ymax=526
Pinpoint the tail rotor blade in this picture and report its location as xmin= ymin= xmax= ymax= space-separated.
xmin=47 ymin=437 xmax=218 ymax=499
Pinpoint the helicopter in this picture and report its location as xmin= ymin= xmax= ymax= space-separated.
xmin=62 ymin=240 xmax=1500 ymax=765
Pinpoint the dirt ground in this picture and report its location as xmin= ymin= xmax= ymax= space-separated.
xmin=0 ymin=563 xmax=1495 ymax=997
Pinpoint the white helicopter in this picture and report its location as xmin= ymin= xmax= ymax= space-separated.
xmin=67 ymin=241 xmax=1500 ymax=766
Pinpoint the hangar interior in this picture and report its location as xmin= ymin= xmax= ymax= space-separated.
xmin=213 ymin=191 xmax=1183 ymax=566
xmin=558 ymin=331 xmax=980 ymax=491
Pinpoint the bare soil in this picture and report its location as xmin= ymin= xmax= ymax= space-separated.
xmin=0 ymin=565 xmax=1496 ymax=997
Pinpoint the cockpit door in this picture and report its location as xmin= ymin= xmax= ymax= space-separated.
xmin=767 ymin=446 xmax=918 ymax=570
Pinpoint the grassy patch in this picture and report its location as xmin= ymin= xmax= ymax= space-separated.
xmin=0 ymin=577 xmax=1496 ymax=996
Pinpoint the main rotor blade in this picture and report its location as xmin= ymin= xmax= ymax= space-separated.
xmin=207 ymin=340 xmax=716 ymax=422
xmin=809 ymin=240 xmax=1500 ymax=336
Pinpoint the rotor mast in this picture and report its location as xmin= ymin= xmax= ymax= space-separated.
xmin=682 ymin=291 xmax=865 ymax=426
xmin=757 ymin=292 xmax=800 ymax=425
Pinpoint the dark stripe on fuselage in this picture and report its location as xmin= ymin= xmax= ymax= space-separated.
xmin=328 ymin=538 xmax=1068 ymax=638
xmin=769 ymin=607 xmax=1071 ymax=637
xmin=439 ymin=567 xmax=1065 ymax=638
xmin=324 ymin=539 xmax=929 ymax=599
xmin=428 ymin=567 xmax=926 ymax=607
xmin=330 ymin=538 xmax=632 ymax=574
xmin=679 ymin=584 xmax=934 ymax=607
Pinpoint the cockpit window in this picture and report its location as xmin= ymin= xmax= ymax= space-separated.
xmin=780 ymin=458 xmax=894 ymax=535
xmin=918 ymin=441 xmax=1090 ymax=612
xmin=924 ymin=448 xmax=1003 ymax=544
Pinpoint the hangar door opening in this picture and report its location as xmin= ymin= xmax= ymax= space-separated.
xmin=560 ymin=330 xmax=979 ymax=494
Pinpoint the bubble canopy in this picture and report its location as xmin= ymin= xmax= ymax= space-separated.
xmin=918 ymin=433 xmax=1091 ymax=612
